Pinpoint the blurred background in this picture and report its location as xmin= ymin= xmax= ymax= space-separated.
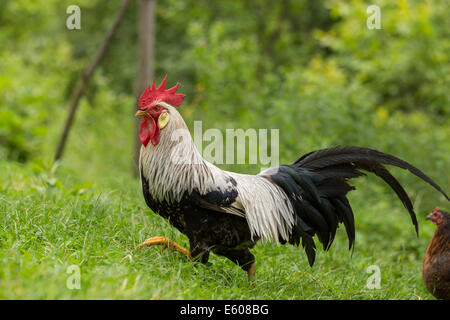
xmin=0 ymin=0 xmax=448 ymax=209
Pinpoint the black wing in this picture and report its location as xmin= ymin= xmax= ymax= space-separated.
xmin=190 ymin=175 xmax=246 ymax=218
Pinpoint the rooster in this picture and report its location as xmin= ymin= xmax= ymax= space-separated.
xmin=423 ymin=207 xmax=450 ymax=299
xmin=134 ymin=76 xmax=449 ymax=281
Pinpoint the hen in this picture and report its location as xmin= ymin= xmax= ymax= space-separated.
xmin=423 ymin=207 xmax=450 ymax=300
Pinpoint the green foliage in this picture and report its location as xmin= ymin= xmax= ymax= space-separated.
xmin=0 ymin=0 xmax=448 ymax=299
xmin=316 ymin=0 xmax=449 ymax=116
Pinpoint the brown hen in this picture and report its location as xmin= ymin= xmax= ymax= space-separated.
xmin=423 ymin=207 xmax=450 ymax=300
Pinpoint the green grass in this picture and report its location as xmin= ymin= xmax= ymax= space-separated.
xmin=0 ymin=160 xmax=442 ymax=300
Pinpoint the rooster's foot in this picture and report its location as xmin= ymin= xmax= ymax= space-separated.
xmin=135 ymin=236 xmax=191 ymax=259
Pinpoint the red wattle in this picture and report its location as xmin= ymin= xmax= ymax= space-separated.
xmin=139 ymin=117 xmax=156 ymax=147
xmin=150 ymin=122 xmax=161 ymax=145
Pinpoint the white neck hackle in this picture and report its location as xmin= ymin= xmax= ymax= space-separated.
xmin=139 ymin=103 xmax=231 ymax=203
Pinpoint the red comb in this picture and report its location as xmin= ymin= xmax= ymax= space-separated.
xmin=432 ymin=206 xmax=440 ymax=214
xmin=138 ymin=75 xmax=185 ymax=109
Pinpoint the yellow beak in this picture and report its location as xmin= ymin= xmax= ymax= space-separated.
xmin=135 ymin=110 xmax=147 ymax=117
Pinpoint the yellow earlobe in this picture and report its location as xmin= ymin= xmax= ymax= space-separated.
xmin=158 ymin=112 xmax=170 ymax=129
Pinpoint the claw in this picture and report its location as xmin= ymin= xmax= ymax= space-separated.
xmin=135 ymin=236 xmax=191 ymax=259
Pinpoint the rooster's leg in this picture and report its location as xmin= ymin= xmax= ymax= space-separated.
xmin=214 ymin=248 xmax=256 ymax=282
xmin=135 ymin=236 xmax=191 ymax=259
xmin=247 ymin=262 xmax=256 ymax=283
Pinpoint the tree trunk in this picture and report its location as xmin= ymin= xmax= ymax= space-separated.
xmin=133 ymin=0 xmax=156 ymax=177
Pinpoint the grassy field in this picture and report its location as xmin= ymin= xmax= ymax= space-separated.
xmin=0 ymin=159 xmax=443 ymax=300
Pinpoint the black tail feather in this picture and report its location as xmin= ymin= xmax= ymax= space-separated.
xmin=355 ymin=161 xmax=419 ymax=235
xmin=267 ymin=146 xmax=448 ymax=266
xmin=279 ymin=166 xmax=322 ymax=206
xmin=331 ymin=196 xmax=356 ymax=250
xmin=316 ymin=164 xmax=366 ymax=180
xmin=296 ymin=216 xmax=316 ymax=267
xmin=297 ymin=201 xmax=330 ymax=249
xmin=295 ymin=146 xmax=449 ymax=201
xmin=320 ymin=198 xmax=339 ymax=250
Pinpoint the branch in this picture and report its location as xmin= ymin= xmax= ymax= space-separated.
xmin=54 ymin=0 xmax=132 ymax=161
